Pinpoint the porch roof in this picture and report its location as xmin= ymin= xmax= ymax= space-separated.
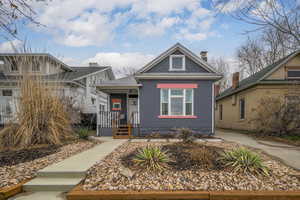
xmin=96 ymin=75 xmax=141 ymax=89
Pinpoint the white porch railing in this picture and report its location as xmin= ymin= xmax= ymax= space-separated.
xmin=98 ymin=111 xmax=121 ymax=128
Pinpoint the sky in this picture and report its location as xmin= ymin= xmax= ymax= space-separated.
xmin=0 ymin=0 xmax=256 ymax=73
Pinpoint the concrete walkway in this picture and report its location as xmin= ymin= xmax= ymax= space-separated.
xmin=216 ymin=129 xmax=300 ymax=170
xmin=13 ymin=138 xmax=127 ymax=200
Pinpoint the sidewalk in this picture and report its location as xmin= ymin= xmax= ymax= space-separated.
xmin=13 ymin=138 xmax=127 ymax=200
xmin=216 ymin=129 xmax=300 ymax=171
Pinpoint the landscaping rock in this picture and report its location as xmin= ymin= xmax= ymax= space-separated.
xmin=82 ymin=141 xmax=300 ymax=191
xmin=119 ymin=165 xmax=134 ymax=179
xmin=0 ymin=140 xmax=100 ymax=189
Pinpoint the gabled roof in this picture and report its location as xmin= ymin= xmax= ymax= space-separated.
xmin=216 ymin=49 xmax=300 ymax=100
xmin=45 ymin=66 xmax=109 ymax=81
xmin=0 ymin=66 xmax=113 ymax=83
xmin=137 ymin=43 xmax=219 ymax=74
xmin=0 ymin=53 xmax=73 ymax=71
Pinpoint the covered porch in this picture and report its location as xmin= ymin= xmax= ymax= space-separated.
xmin=96 ymin=76 xmax=141 ymax=138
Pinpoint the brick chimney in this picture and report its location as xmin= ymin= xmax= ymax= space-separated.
xmin=232 ymin=72 xmax=240 ymax=89
xmin=200 ymin=51 xmax=208 ymax=62
xmin=89 ymin=62 xmax=99 ymax=67
xmin=214 ymin=84 xmax=220 ymax=96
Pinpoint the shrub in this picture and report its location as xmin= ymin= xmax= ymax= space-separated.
xmin=189 ymin=145 xmax=220 ymax=169
xmin=176 ymin=128 xmax=195 ymax=143
xmin=218 ymin=148 xmax=269 ymax=176
xmin=253 ymin=96 xmax=300 ymax=137
xmin=132 ymin=145 xmax=171 ymax=171
xmin=0 ymin=55 xmax=73 ymax=148
xmin=77 ymin=128 xmax=89 ymax=140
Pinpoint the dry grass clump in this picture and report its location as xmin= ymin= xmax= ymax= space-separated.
xmin=0 ymin=74 xmax=73 ymax=148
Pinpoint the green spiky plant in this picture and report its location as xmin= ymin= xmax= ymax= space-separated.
xmin=133 ymin=145 xmax=171 ymax=171
xmin=218 ymin=148 xmax=269 ymax=176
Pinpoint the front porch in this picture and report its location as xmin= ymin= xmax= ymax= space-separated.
xmin=96 ymin=76 xmax=141 ymax=138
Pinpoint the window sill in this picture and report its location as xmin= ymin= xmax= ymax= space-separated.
xmin=158 ymin=115 xmax=197 ymax=119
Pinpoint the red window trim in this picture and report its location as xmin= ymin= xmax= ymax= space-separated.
xmin=112 ymin=99 xmax=121 ymax=103
xmin=157 ymin=83 xmax=198 ymax=89
xmin=158 ymin=115 xmax=197 ymax=119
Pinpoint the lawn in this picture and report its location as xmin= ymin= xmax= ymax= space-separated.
xmin=81 ymin=140 xmax=300 ymax=191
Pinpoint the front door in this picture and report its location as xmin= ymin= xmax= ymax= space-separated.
xmin=128 ymin=98 xmax=138 ymax=123
xmin=110 ymin=94 xmax=127 ymax=125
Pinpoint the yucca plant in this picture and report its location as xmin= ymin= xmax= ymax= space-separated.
xmin=218 ymin=148 xmax=269 ymax=176
xmin=132 ymin=146 xmax=171 ymax=171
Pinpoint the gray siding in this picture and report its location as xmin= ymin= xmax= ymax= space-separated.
xmin=139 ymin=79 xmax=214 ymax=135
xmin=146 ymin=50 xmax=209 ymax=73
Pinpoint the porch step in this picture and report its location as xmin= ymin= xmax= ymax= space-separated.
xmin=23 ymin=177 xmax=82 ymax=192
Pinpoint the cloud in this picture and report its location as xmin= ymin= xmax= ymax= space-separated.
xmin=130 ymin=17 xmax=181 ymax=37
xmin=0 ymin=40 xmax=23 ymax=53
xmin=29 ymin=0 xmax=220 ymax=46
xmin=84 ymin=52 xmax=154 ymax=72
xmin=175 ymin=29 xmax=219 ymax=41
xmin=131 ymin=0 xmax=200 ymax=17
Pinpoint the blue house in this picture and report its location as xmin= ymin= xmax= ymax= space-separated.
xmin=97 ymin=43 xmax=222 ymax=138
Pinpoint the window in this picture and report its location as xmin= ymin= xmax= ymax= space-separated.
xmin=112 ymin=99 xmax=121 ymax=111
xmin=287 ymin=70 xmax=300 ymax=79
xmin=219 ymin=104 xmax=223 ymax=120
xmin=0 ymin=60 xmax=4 ymax=65
xmin=160 ymin=88 xmax=193 ymax=116
xmin=169 ymin=55 xmax=185 ymax=71
xmin=91 ymin=98 xmax=95 ymax=105
xmin=112 ymin=102 xmax=121 ymax=110
xmin=100 ymin=104 xmax=105 ymax=111
xmin=2 ymin=90 xmax=12 ymax=96
xmin=239 ymin=98 xmax=245 ymax=120
xmin=32 ymin=63 xmax=40 ymax=72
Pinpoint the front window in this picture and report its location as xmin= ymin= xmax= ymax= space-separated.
xmin=160 ymin=88 xmax=193 ymax=116
xmin=169 ymin=55 xmax=185 ymax=71
xmin=239 ymin=98 xmax=245 ymax=119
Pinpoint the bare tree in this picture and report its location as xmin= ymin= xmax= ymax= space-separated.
xmin=115 ymin=66 xmax=138 ymax=78
xmin=209 ymin=57 xmax=231 ymax=91
xmin=236 ymin=37 xmax=266 ymax=76
xmin=213 ymin=0 xmax=300 ymax=47
xmin=0 ymin=0 xmax=43 ymax=38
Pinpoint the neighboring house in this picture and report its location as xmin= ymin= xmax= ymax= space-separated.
xmin=97 ymin=43 xmax=222 ymax=137
xmin=0 ymin=53 xmax=114 ymax=124
xmin=215 ymin=50 xmax=300 ymax=131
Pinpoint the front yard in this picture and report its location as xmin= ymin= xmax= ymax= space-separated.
xmin=81 ymin=141 xmax=300 ymax=191
xmin=0 ymin=139 xmax=100 ymax=189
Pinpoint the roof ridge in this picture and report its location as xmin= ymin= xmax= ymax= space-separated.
xmin=217 ymin=49 xmax=300 ymax=100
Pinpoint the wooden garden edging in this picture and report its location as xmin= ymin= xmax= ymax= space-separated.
xmin=0 ymin=180 xmax=31 ymax=200
xmin=67 ymin=186 xmax=300 ymax=200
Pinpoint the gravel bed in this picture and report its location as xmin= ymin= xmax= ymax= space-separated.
xmin=82 ymin=141 xmax=300 ymax=191
xmin=0 ymin=139 xmax=100 ymax=189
